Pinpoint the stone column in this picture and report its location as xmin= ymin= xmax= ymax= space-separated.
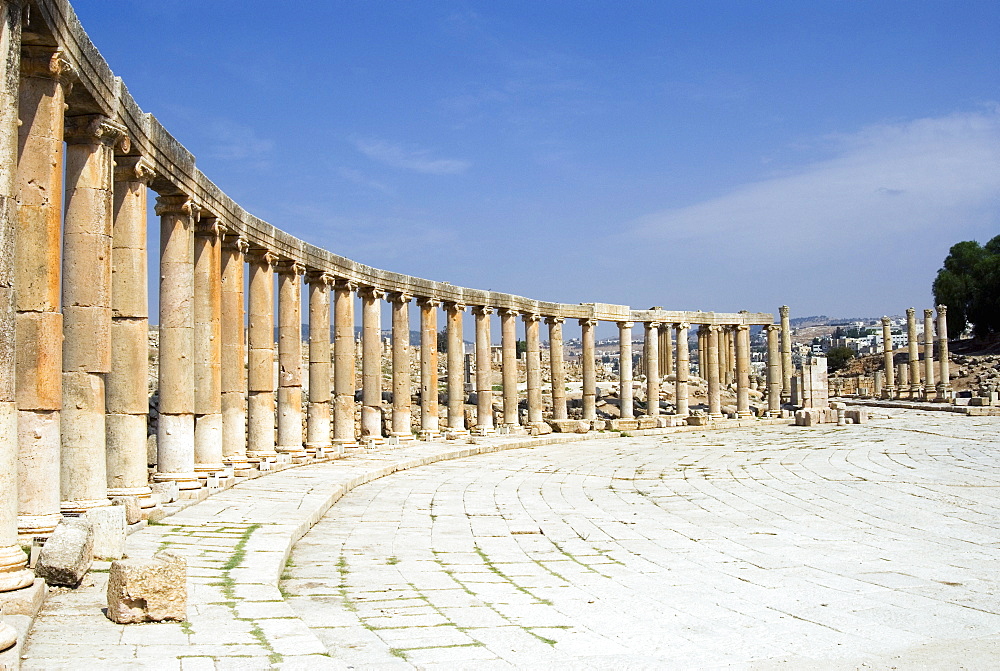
xmin=644 ymin=322 xmax=660 ymax=418
xmin=445 ymin=302 xmax=467 ymax=432
xmin=389 ymin=292 xmax=413 ymax=439
xmin=332 ymin=279 xmax=358 ymax=447
xmin=881 ymin=316 xmax=895 ymax=399
xmin=0 ymin=0 xmax=36 ymax=597
xmin=719 ymin=327 xmax=733 ymax=387
xmin=873 ymin=371 xmax=883 ymax=398
xmin=936 ymin=305 xmax=950 ymax=401
xmin=220 ymin=234 xmax=249 ymax=474
xmin=765 ymin=324 xmax=781 ymax=416
xmin=105 ymin=156 xmax=154 ymax=510
xmin=923 ymin=309 xmax=935 ymax=398
xmin=275 ymin=261 xmax=305 ymax=458
xmin=704 ymin=325 xmax=722 ymax=418
xmin=725 ymin=328 xmax=736 ymax=386
xmin=524 ymin=314 xmax=543 ymax=428
xmin=547 ymin=316 xmax=567 ymax=421
xmin=735 ymin=325 xmax=751 ymax=418
xmin=304 ymin=272 xmax=333 ymax=454
xmin=193 ymin=219 xmax=225 ymax=476
xmin=696 ymin=327 xmax=706 ymax=377
xmin=499 ymin=308 xmax=520 ymax=429
xmin=905 ymin=308 xmax=921 ymax=398
xmin=246 ymin=249 xmax=277 ymax=462
xmin=417 ymin=298 xmax=439 ymax=439
xmin=360 ymin=287 xmax=384 ymax=441
xmin=779 ymin=306 xmax=792 ymax=403
xmin=659 ymin=324 xmax=673 ymax=377
xmin=580 ymin=318 xmax=597 ymax=421
xmin=61 ymin=115 xmax=126 ymax=511
xmin=15 ymin=47 xmax=69 ymax=537
xmin=674 ymin=323 xmax=690 ymax=417
xmin=617 ymin=321 xmax=634 ymax=419
xmin=472 ymin=306 xmax=495 ymax=433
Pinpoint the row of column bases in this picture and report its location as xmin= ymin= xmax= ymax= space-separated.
xmin=867 ymin=307 xmax=952 ymax=401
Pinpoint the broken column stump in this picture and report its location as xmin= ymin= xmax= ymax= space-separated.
xmin=106 ymin=551 xmax=187 ymax=624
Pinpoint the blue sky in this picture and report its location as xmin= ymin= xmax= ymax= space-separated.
xmin=73 ymin=1 xmax=999 ymax=321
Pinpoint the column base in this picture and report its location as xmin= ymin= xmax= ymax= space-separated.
xmin=195 ymin=463 xmax=226 ymax=475
xmin=0 ymin=569 xmax=33 ymax=594
xmin=17 ymin=513 xmax=61 ymax=540
xmin=737 ymin=411 xmax=753 ymax=419
xmin=471 ymin=426 xmax=495 ymax=436
xmin=60 ymin=497 xmax=111 ymax=514
xmin=390 ymin=432 xmax=417 ymax=442
xmin=152 ymin=472 xmax=202 ymax=490
xmin=107 ymin=486 xmax=156 ymax=509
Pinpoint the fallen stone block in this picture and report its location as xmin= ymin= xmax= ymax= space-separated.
xmin=844 ymin=408 xmax=867 ymax=424
xmin=35 ymin=517 xmax=93 ymax=587
xmin=87 ymin=505 xmax=126 ymax=560
xmin=548 ymin=419 xmax=590 ymax=434
xmin=150 ymin=481 xmax=178 ymax=504
xmin=686 ymin=414 xmax=709 ymax=426
xmin=111 ymin=496 xmax=142 ymax=525
xmin=608 ymin=419 xmax=639 ymax=432
xmin=106 ymin=551 xmax=187 ymax=624
xmin=636 ymin=417 xmax=658 ymax=430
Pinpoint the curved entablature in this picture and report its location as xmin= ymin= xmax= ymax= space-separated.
xmin=29 ymin=0 xmax=769 ymax=325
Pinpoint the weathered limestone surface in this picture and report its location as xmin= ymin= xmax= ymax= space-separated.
xmin=86 ymin=504 xmax=126 ymax=560
xmin=923 ymin=308 xmax=935 ymax=396
xmin=306 ymin=272 xmax=333 ymax=451
xmin=524 ymin=314 xmax=543 ymax=429
xmin=246 ymin=250 xmax=276 ymax=461
xmin=360 ymin=287 xmax=383 ymax=441
xmin=332 ymin=280 xmax=357 ymax=447
xmin=106 ymin=551 xmax=186 ymax=624
xmin=580 ymin=318 xmax=596 ymax=421
xmin=779 ymin=305 xmax=792 ymax=402
xmin=390 ymin=292 xmax=412 ymax=438
xmin=418 ymin=298 xmax=440 ymax=438
xmin=881 ymin=316 xmax=896 ymax=399
xmin=276 ymin=262 xmax=305 ymax=457
xmin=618 ymin=321 xmax=634 ymax=419
xmin=35 ymin=517 xmax=93 ymax=587
xmin=499 ymin=309 xmax=519 ymax=429
xmin=674 ymin=323 xmax=690 ymax=417
xmin=193 ymin=219 xmax=225 ymax=474
xmin=220 ymin=235 xmax=249 ymax=470
xmin=644 ymin=322 xmax=660 ymax=417
xmin=474 ymin=306 xmax=495 ymax=432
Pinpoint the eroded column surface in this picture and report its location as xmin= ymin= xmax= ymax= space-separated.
xmin=15 ymin=46 xmax=69 ymax=537
xmin=276 ymin=261 xmax=305 ymax=457
xmin=305 ymin=272 xmax=333 ymax=453
xmin=193 ymin=219 xmax=225 ymax=476
xmin=735 ymin=324 xmax=751 ymax=418
xmin=333 ymin=280 xmax=358 ymax=447
xmin=0 ymin=0 xmax=35 ymax=595
xmin=881 ymin=316 xmax=895 ymax=400
xmin=547 ymin=316 xmax=566 ymax=421
xmin=499 ymin=308 xmax=519 ymax=429
xmin=906 ymin=308 xmax=921 ymax=398
xmin=719 ymin=327 xmax=732 ymax=388
xmin=659 ymin=324 xmax=673 ymax=377
xmin=220 ymin=234 xmax=249 ymax=473
xmin=106 ymin=156 xmax=154 ymax=509
xmin=524 ymin=314 xmax=543 ymax=428
xmin=580 ymin=318 xmax=597 ymax=422
xmin=923 ymin=308 xmax=935 ymax=397
xmin=674 ymin=322 xmax=690 ymax=417
xmin=618 ymin=321 xmax=634 ymax=420
xmin=779 ymin=305 xmax=792 ymax=403
xmin=724 ymin=327 xmax=736 ymax=387
xmin=765 ymin=324 xmax=782 ymax=416
xmin=473 ymin=306 xmax=495 ymax=433
xmin=61 ymin=114 xmax=125 ymax=511
xmin=360 ymin=287 xmax=384 ymax=441
xmin=246 ymin=250 xmax=277 ymax=462
xmin=705 ymin=325 xmax=722 ymax=418
xmin=418 ymin=298 xmax=440 ymax=439
xmin=644 ymin=321 xmax=660 ymax=418
xmin=390 ymin=292 xmax=413 ymax=439
xmin=445 ymin=302 xmax=467 ymax=433
xmin=936 ymin=305 xmax=951 ymax=401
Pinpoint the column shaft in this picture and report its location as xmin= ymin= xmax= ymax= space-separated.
xmin=906 ymin=307 xmax=920 ymax=397
xmin=881 ymin=317 xmax=895 ymax=399
xmin=735 ymin=325 xmax=751 ymax=417
xmin=473 ymin=307 xmax=495 ymax=432
xmin=15 ymin=47 xmax=68 ymax=537
xmin=779 ymin=306 xmax=792 ymax=402
xmin=445 ymin=303 xmax=466 ymax=432
xmin=305 ymin=273 xmax=333 ymax=451
xmin=220 ymin=235 xmax=248 ymax=471
xmin=936 ymin=305 xmax=950 ymax=400
xmin=524 ymin=315 xmax=543 ymax=426
xmin=390 ymin=293 xmax=412 ymax=438
xmin=418 ymin=298 xmax=439 ymax=438
xmin=674 ymin=323 xmax=690 ymax=417
xmin=193 ymin=220 xmax=225 ymax=474
xmin=923 ymin=309 xmax=935 ymax=396
xmin=644 ymin=322 xmax=660 ymax=417
xmin=276 ymin=262 xmax=305 ymax=457
xmin=499 ymin=309 xmax=519 ymax=427
xmin=62 ymin=115 xmax=124 ymax=510
xmin=106 ymin=157 xmax=154 ymax=508
xmin=766 ymin=325 xmax=782 ymax=416
xmin=580 ymin=318 xmax=597 ymax=421
xmin=360 ymin=287 xmax=384 ymax=440
xmin=246 ymin=251 xmax=277 ymax=461
xmin=547 ymin=317 xmax=566 ymax=421
xmin=618 ymin=322 xmax=634 ymax=419
xmin=705 ymin=325 xmax=722 ymax=418
xmin=332 ymin=281 xmax=357 ymax=446
xmin=659 ymin=325 xmax=673 ymax=377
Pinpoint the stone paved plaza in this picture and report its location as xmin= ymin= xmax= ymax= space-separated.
xmin=16 ymin=408 xmax=1000 ymax=669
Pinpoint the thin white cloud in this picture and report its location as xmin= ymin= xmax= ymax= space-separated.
xmin=353 ymin=137 xmax=471 ymax=175
xmin=207 ymin=119 xmax=273 ymax=161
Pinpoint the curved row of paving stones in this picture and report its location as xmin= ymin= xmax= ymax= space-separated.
xmin=283 ymin=409 xmax=1000 ymax=668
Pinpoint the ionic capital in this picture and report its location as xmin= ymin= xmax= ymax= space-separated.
xmin=222 ymin=233 xmax=250 ymax=255
xmin=705 ymin=324 xmax=720 ymax=334
xmin=334 ymin=278 xmax=357 ymax=293
xmin=645 ymin=321 xmax=661 ymax=330
xmin=936 ymin=304 xmax=947 ymax=316
xmin=676 ymin=322 xmax=690 ymax=331
xmin=522 ymin=313 xmax=542 ymax=323
xmin=544 ymin=315 xmax=563 ymax=325
xmin=64 ymin=114 xmax=129 ymax=151
xmin=472 ymin=305 xmax=494 ymax=317
xmin=21 ymin=46 xmax=73 ymax=83
xmin=416 ymin=296 xmax=440 ymax=309
xmin=358 ymin=286 xmax=385 ymax=301
xmin=735 ymin=324 xmax=749 ymax=333
xmin=906 ymin=307 xmax=915 ymax=318
xmin=195 ymin=217 xmax=227 ymax=240
xmin=577 ymin=318 xmax=597 ymax=327
xmin=388 ymin=291 xmax=412 ymax=305
xmin=924 ymin=308 xmax=934 ymax=318
xmin=114 ymin=155 xmax=155 ymax=184
xmin=275 ymin=260 xmax=306 ymax=276
xmin=305 ymin=270 xmax=335 ymax=286
xmin=779 ymin=305 xmax=790 ymax=317
xmin=155 ymin=194 xmax=199 ymax=219
xmin=444 ymin=301 xmax=466 ymax=313
xmin=880 ymin=316 xmax=892 ymax=326
xmin=617 ymin=321 xmax=634 ymax=329
xmin=765 ymin=324 xmax=781 ymax=334
xmin=496 ymin=307 xmax=518 ymax=317
xmin=247 ymin=249 xmax=277 ymax=268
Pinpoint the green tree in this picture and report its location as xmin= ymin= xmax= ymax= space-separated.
xmin=932 ymin=235 xmax=1000 ymax=338
xmin=825 ymin=346 xmax=855 ymax=373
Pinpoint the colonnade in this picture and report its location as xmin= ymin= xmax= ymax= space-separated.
xmin=876 ymin=306 xmax=951 ymax=401
xmin=0 ymin=0 xmax=797 ymax=639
